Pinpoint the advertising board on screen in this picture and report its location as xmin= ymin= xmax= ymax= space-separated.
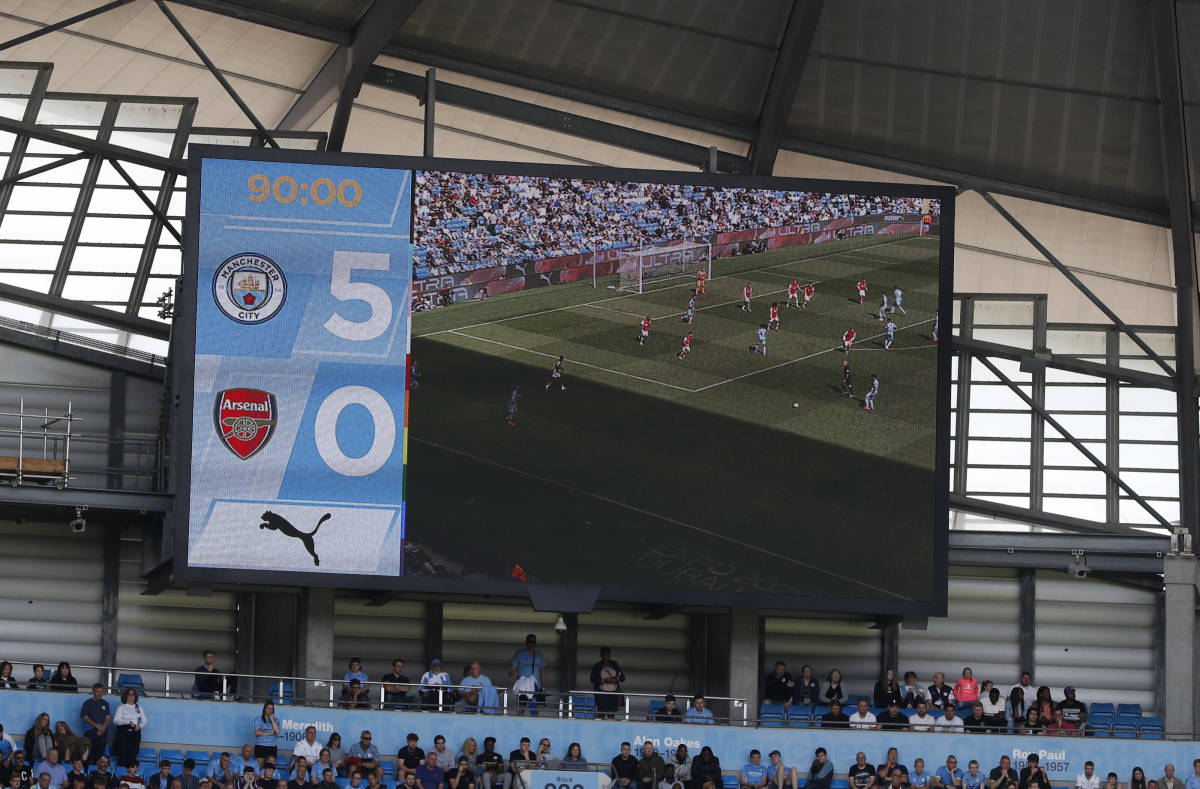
xmin=177 ymin=147 xmax=953 ymax=614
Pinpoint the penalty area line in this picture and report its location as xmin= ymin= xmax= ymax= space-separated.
xmin=409 ymin=435 xmax=915 ymax=602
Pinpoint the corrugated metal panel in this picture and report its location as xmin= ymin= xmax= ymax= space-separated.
xmin=115 ymin=530 xmax=236 ymax=691
xmin=443 ymin=602 xmax=561 ymax=691
xmin=899 ymin=571 xmax=1022 ymax=685
xmin=0 ymin=518 xmax=103 ymax=683
xmin=574 ymin=609 xmax=689 ymax=696
xmin=763 ymin=615 xmax=881 ymax=702
xmin=332 ymin=594 xmax=427 ymax=682
xmin=1034 ymin=570 xmax=1157 ymax=713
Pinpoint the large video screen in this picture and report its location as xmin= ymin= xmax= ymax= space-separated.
xmin=178 ymin=148 xmax=952 ymax=614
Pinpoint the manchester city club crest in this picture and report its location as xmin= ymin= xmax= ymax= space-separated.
xmin=212 ymin=253 xmax=287 ymax=324
xmin=214 ymin=388 xmax=278 ymax=460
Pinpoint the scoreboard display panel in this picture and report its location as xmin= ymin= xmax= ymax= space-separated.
xmin=178 ymin=146 xmax=953 ymax=615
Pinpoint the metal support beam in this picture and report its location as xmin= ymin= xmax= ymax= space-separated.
xmin=107 ymin=371 xmax=127 ymax=491
xmin=166 ymin=0 xmax=350 ymax=45
xmin=107 ymin=158 xmax=183 ymax=244
xmin=0 ymin=281 xmax=170 ymax=340
xmin=558 ymin=612 xmax=578 ymax=695
xmin=0 ymin=152 xmax=88 ymax=189
xmin=278 ymin=0 xmax=423 ymax=150
xmin=0 ymin=0 xmax=135 ymax=52
xmin=1163 ymin=553 xmax=1197 ymax=735
xmin=1017 ymin=569 xmax=1035 ymax=677
xmin=979 ymin=190 xmax=1177 ymax=378
xmin=948 ymin=529 xmax=1169 ymax=573
xmin=0 ymin=115 xmax=184 ymax=174
xmin=424 ymin=601 xmax=443 ymax=665
xmin=953 ymin=335 xmax=1176 ymax=390
xmin=423 ymin=67 xmax=435 ymax=157
xmin=155 ymin=0 xmax=279 ymax=148
xmin=1150 ymin=0 xmax=1200 ymax=545
xmin=0 ymin=485 xmax=171 ymax=514
xmin=0 ymin=323 xmax=163 ymax=378
xmin=366 ymin=65 xmax=749 ymax=173
xmin=748 ymin=0 xmax=824 ymax=176
xmin=975 ymin=355 xmax=1173 ymax=529
xmin=100 ymin=524 xmax=121 ymax=667
xmin=952 ymin=493 xmax=1141 ymax=536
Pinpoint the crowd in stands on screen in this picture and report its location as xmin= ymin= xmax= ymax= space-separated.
xmin=411 ymin=171 xmax=938 ymax=278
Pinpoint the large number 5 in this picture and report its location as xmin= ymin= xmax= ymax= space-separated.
xmin=324 ymin=251 xmax=393 ymax=341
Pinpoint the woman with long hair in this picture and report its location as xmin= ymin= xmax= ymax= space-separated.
xmin=1129 ymin=768 xmax=1147 ymax=789
xmin=824 ymin=669 xmax=846 ymax=706
xmin=54 ymin=721 xmax=89 ymax=763
xmin=458 ymin=738 xmax=479 ymax=773
xmin=112 ymin=688 xmax=147 ymax=767
xmin=872 ymin=668 xmax=901 ymax=708
xmin=561 ymin=743 xmax=586 ymax=766
xmin=326 ymin=733 xmax=346 ymax=777
xmin=0 ymin=662 xmax=17 ymax=689
xmin=1034 ymin=686 xmax=1056 ymax=726
xmin=50 ymin=662 xmax=78 ymax=693
xmin=1006 ymin=687 xmax=1026 ymax=733
xmin=24 ymin=713 xmax=53 ymax=761
xmin=253 ymin=702 xmax=279 ymax=764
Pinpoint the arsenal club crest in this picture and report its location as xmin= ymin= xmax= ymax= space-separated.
xmin=212 ymin=253 xmax=287 ymax=324
xmin=214 ymin=388 xmax=278 ymax=459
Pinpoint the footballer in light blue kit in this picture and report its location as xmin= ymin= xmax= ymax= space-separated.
xmin=681 ymin=296 xmax=696 ymax=324
xmin=863 ymin=374 xmax=879 ymax=411
xmin=748 ymin=325 xmax=768 ymax=356
xmin=877 ymin=292 xmax=888 ymax=321
xmin=892 ymin=286 xmax=906 ymax=315
xmin=885 ymin=319 xmax=897 ymax=350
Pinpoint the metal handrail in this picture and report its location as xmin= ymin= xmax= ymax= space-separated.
xmin=568 ymin=689 xmax=750 ymax=725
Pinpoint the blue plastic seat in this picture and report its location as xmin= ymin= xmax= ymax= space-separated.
xmin=138 ymin=748 xmax=158 ymax=764
xmin=760 ymin=703 xmax=787 ymax=719
xmin=186 ymin=752 xmax=210 ymax=766
xmin=1140 ymin=716 xmax=1164 ymax=731
xmin=1115 ymin=714 xmax=1141 ymax=730
xmin=1089 ymin=702 xmax=1115 ymax=717
xmin=1088 ymin=714 xmax=1114 ymax=731
xmin=832 ymin=781 xmax=849 ymax=789
xmin=812 ymin=705 xmax=831 ymax=718
xmin=1112 ymin=724 xmax=1137 ymax=738
xmin=648 ymin=700 xmax=667 ymax=716
xmin=1116 ymin=703 xmax=1143 ymax=717
xmin=160 ymin=750 xmax=184 ymax=766
xmin=570 ymin=696 xmax=596 ymax=720
xmin=761 ymin=712 xmax=784 ymax=728
xmin=722 ymin=777 xmax=739 ymax=789
xmin=380 ymin=763 xmax=395 ymax=778
xmin=117 ymin=673 xmax=145 ymax=691
xmin=269 ymin=681 xmax=295 ymax=704
xmin=788 ymin=704 xmax=812 ymax=721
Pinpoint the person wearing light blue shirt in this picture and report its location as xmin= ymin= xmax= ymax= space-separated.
xmin=910 ymin=760 xmax=930 ymax=789
xmin=343 ymin=658 xmax=369 ymax=688
xmin=455 ymin=662 xmax=498 ymax=713
xmin=963 ymin=762 xmax=984 ymax=789
xmin=933 ymin=757 xmax=963 ymax=789
xmin=252 ymin=704 xmax=279 ymax=763
xmin=34 ymin=750 xmax=67 ymax=789
xmin=509 ymin=634 xmax=547 ymax=714
xmin=682 ymin=696 xmax=714 ymax=725
xmin=1186 ymin=761 xmax=1200 ymax=789
xmin=740 ymin=752 xmax=769 ymax=789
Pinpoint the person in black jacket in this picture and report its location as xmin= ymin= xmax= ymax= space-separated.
xmin=763 ymin=663 xmax=794 ymax=705
xmin=792 ymin=665 xmax=820 ymax=707
xmin=872 ymin=669 xmax=901 ymax=708
xmin=688 ymin=748 xmax=721 ymax=789
xmin=50 ymin=663 xmax=78 ymax=693
xmin=1017 ymin=755 xmax=1050 ymax=789
xmin=590 ymin=648 xmax=626 ymax=719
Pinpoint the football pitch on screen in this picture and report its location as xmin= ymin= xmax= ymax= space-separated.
xmin=406 ymin=234 xmax=941 ymax=604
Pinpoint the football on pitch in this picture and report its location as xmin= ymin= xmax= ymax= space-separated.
xmin=792 ymin=402 xmax=799 ymax=408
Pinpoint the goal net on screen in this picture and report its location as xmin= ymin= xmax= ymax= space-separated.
xmin=614 ymin=239 xmax=712 ymax=294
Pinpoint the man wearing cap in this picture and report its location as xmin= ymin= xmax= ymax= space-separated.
xmin=419 ymin=660 xmax=451 ymax=710
xmin=508 ymin=635 xmax=546 ymax=716
xmin=1058 ymin=687 xmax=1085 ymax=724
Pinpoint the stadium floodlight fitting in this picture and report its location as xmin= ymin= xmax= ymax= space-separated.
xmin=1067 ymin=551 xmax=1089 ymax=578
xmin=69 ymin=505 xmax=87 ymax=534
xmin=553 ymin=615 xmax=567 ymax=633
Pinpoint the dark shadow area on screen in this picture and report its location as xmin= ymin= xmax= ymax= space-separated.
xmin=405 ymin=337 xmax=938 ymax=609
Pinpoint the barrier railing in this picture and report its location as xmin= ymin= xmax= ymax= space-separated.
xmin=567 ymin=690 xmax=749 ymax=726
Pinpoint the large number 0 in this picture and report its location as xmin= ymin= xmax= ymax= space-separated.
xmin=314 ymin=386 xmax=395 ymax=477
xmin=324 ymin=251 xmax=393 ymax=341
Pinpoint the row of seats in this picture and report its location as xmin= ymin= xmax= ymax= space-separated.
xmin=114 ymin=674 xmax=297 ymax=703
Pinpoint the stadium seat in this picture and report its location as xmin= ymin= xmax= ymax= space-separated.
xmin=760 ymin=711 xmax=784 ymax=727
xmin=1088 ymin=713 xmax=1114 ymax=731
xmin=570 ymin=695 xmax=596 ymax=720
xmin=1112 ymin=724 xmax=1137 ymax=738
xmin=1115 ymin=713 xmax=1141 ymax=730
xmin=1089 ymin=702 xmax=1115 ymax=718
xmin=186 ymin=752 xmax=210 ymax=766
xmin=138 ymin=748 xmax=158 ymax=764
xmin=1140 ymin=715 xmax=1164 ymax=731
xmin=760 ymin=703 xmax=787 ymax=720
xmin=1116 ymin=703 xmax=1143 ymax=717
xmin=269 ymin=681 xmax=295 ymax=704
xmin=722 ymin=776 xmax=739 ymax=789
xmin=117 ymin=673 xmax=145 ymax=691
xmin=812 ymin=705 xmax=831 ymax=719
xmin=160 ymin=750 xmax=184 ymax=766
xmin=832 ymin=781 xmax=850 ymax=789
xmin=381 ymin=763 xmax=395 ymax=779
xmin=648 ymin=700 xmax=666 ymax=717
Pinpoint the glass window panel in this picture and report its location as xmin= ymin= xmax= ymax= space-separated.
xmin=0 ymin=97 xmax=27 ymax=121
xmin=37 ymin=99 xmax=108 ymax=126
xmin=24 ymin=139 xmax=82 ymax=157
xmin=1042 ymin=496 xmax=1107 ymax=522
xmin=1119 ymin=498 xmax=1178 ymax=527
xmin=1118 ymin=471 xmax=1182 ymax=498
xmin=1116 ymin=358 xmax=1177 ymax=376
xmin=1043 ymin=440 xmax=1106 ymax=466
xmin=277 ymin=136 xmax=323 ymax=151
xmin=950 ymin=386 xmax=957 ymax=411
xmin=971 ymin=357 xmax=1031 ymax=383
xmin=142 ymin=276 xmax=178 ymax=304
xmin=1119 ymin=332 xmax=1175 ymax=358
xmin=1046 ymin=329 xmax=1107 ymax=356
xmin=966 ymin=467 xmax=1030 ymax=493
xmin=187 ymin=131 xmax=256 ymax=147
xmin=8 ymin=184 xmax=80 ymax=213
xmin=109 ymin=131 xmax=176 ymax=158
xmin=972 ymin=327 xmax=1033 ymax=348
xmin=167 ymin=189 xmax=186 ymax=216
xmin=89 ymin=186 xmax=158 ymax=216
xmin=949 ymin=438 xmax=956 ymax=466
xmin=0 ymin=242 xmax=60 ymax=270
xmin=0 ymin=213 xmax=70 ymax=241
xmin=952 ymin=299 xmax=961 ymax=325
xmin=95 ymin=161 xmax=168 ymax=188
xmin=69 ymin=245 xmax=142 ymax=273
xmin=1119 ymin=442 xmax=1178 ymax=470
xmin=25 ymin=159 xmax=87 ymax=183
xmin=1044 ymin=384 xmax=1106 ymax=412
xmin=61 ymin=275 xmax=132 ymax=304
xmin=1044 ymin=367 xmax=1104 ymax=384
xmin=47 ymin=314 xmax=121 ymax=341
xmin=973 ymin=300 xmax=1034 ymax=326
xmin=0 ymin=67 xmax=39 ymax=95
xmin=1045 ymin=414 xmax=1107 ymax=441
xmin=0 ymin=272 xmax=51 ymax=291
xmin=963 ymin=439 xmax=1030 ymax=465
xmin=968 ymin=494 xmax=1031 ymax=509
xmin=1119 ymin=386 xmax=1176 ymax=413
xmin=968 ymin=383 xmax=1031 ymax=410
xmin=126 ymin=331 xmax=169 ymax=355
xmin=968 ymin=411 xmax=1032 ymax=438
xmin=77 ymin=216 xmax=151 ymax=244
xmin=115 ymin=102 xmax=184 ymax=130
xmin=0 ymin=301 xmax=49 ymax=322
xmin=149 ymin=248 xmax=180 ymax=277
xmin=1119 ymin=415 xmax=1177 ymax=442
xmin=1043 ymin=468 xmax=1106 ymax=495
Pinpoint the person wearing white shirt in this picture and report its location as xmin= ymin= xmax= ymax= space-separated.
xmin=1076 ymin=763 xmax=1100 ymax=789
xmin=848 ymin=699 xmax=877 ymax=730
xmin=293 ymin=728 xmax=323 ymax=767
xmin=418 ymin=659 xmax=451 ymax=708
xmin=908 ymin=701 xmax=937 ymax=732
xmin=111 ymin=689 xmax=148 ymax=768
xmin=935 ymin=705 xmax=964 ymax=732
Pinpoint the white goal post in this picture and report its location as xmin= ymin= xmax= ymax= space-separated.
xmin=614 ymin=239 xmax=712 ymax=294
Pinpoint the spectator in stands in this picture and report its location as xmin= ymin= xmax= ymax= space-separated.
xmin=962 ymin=702 xmax=987 ymax=732
xmin=92 ymin=757 xmax=118 ymax=789
xmin=51 ymin=725 xmax=86 ymax=765
xmin=873 ymin=670 xmax=902 ymax=708
xmin=611 ymin=743 xmax=637 ymax=789
xmin=509 ymin=635 xmax=546 ymax=716
xmin=340 ymin=680 xmax=369 ymax=710
xmin=1075 ymin=709 xmax=1092 ymax=736
xmin=933 ymin=757 xmax=963 ymax=789
xmin=952 ymin=668 xmax=978 ymax=711
xmin=683 ymin=696 xmax=714 ymax=725
xmin=849 ymin=698 xmax=876 ymax=730
xmin=926 ymin=673 xmax=953 ymax=713
xmin=1018 ymin=755 xmax=1050 ymax=789
xmin=343 ymin=660 xmax=369 ymax=690
xmin=1130 ymin=770 xmax=1148 ymax=789
xmin=1033 ymin=687 xmax=1055 ymax=726
xmin=873 ymin=750 xmax=907 ymax=788
xmin=345 ymin=772 xmax=362 ymax=789
xmin=293 ymin=729 xmax=322 ymax=767
xmin=285 ymin=761 xmax=309 ymax=789
xmin=1010 ymin=672 xmax=1034 ymax=700
xmin=655 ymin=695 xmax=682 ymax=722
xmin=1046 ymin=708 xmax=1076 ymax=735
xmin=1058 ymin=687 xmax=1085 ymax=724
xmin=877 ymin=702 xmax=908 ymax=730
xmin=312 ymin=750 xmax=335 ymax=781
xmin=447 ymin=757 xmax=474 ymax=789
xmin=48 ymin=664 xmax=76 ymax=693
xmin=1018 ymin=708 xmax=1040 ymax=736
xmin=766 ymin=751 xmax=795 ymax=789
xmin=1101 ymin=774 xmax=1119 ymax=789
xmin=980 ymin=687 xmax=1006 ymax=731
xmin=936 ymin=704 xmax=963 ymax=732
xmin=231 ymin=747 xmax=257 ymax=778
xmin=965 ymin=762 xmax=985 ymax=789
xmin=179 ymin=761 xmax=199 ymax=789
xmin=1006 ymin=688 xmax=1026 ymax=732
xmin=476 ymin=738 xmax=503 ymax=789
xmin=793 ymin=666 xmax=820 ymax=708
xmin=1186 ymin=763 xmax=1200 ymax=789
xmin=316 ymin=770 xmax=337 ymax=789
xmin=252 ymin=704 xmax=279 ymax=765
xmin=1158 ymin=766 xmax=1180 ymax=789
xmin=397 ymin=734 xmax=424 ymax=782
xmin=124 ymin=763 xmax=145 ymax=789
xmin=3 ymin=751 xmax=31 ymax=789
xmin=324 ymin=735 xmax=345 ymax=778
xmin=193 ymin=651 xmax=223 ymax=700
xmin=198 ymin=779 xmax=211 ymax=789
xmin=848 ymin=753 xmax=875 ymax=789
xmin=25 ymin=715 xmax=53 ymax=762
xmin=27 ymin=666 xmax=46 ymax=690
xmin=430 ymin=737 xmax=451 ymax=768
xmin=1077 ymin=763 xmax=1100 ymax=789
xmin=508 ymin=738 xmax=533 ymax=787
xmin=763 ymin=663 xmax=793 ymax=706
xmin=820 ymin=700 xmax=849 ymax=728
xmin=662 ymin=765 xmax=683 ymax=789
xmin=256 ymin=763 xmax=278 ymax=789
xmin=667 ymin=746 xmax=690 ymax=787
xmin=419 ymin=661 xmax=452 ymax=710
xmin=34 ymin=773 xmax=51 ymax=789
xmin=908 ymin=700 xmax=936 ymax=731
xmin=459 ymin=736 xmax=482 ymax=773
xmin=348 ymin=733 xmax=380 ymax=782
xmin=591 ymin=648 xmax=626 ymax=719
xmin=456 ymin=663 xmax=497 ymax=714
xmin=807 ymin=750 xmax=833 ymax=789
xmin=361 ymin=775 xmax=382 ymax=789
xmin=0 ymin=726 xmax=15 ymax=764
xmin=146 ymin=761 xmax=173 ymax=789
xmin=0 ymin=662 xmax=17 ymax=689
xmin=80 ymin=684 xmax=110 ymax=766
xmin=382 ymin=660 xmax=414 ymax=710
xmin=209 ymin=755 xmax=233 ymax=789
xmin=65 ymin=760 xmax=87 ymax=789
xmin=823 ymin=669 xmax=847 ymax=706
xmin=687 ymin=748 xmax=720 ymax=789
xmin=739 ymin=751 xmax=767 ymax=789
xmin=638 ymin=743 xmax=665 ymax=789
xmin=916 ymin=760 xmax=936 ymax=789
xmin=560 ymin=744 xmax=585 ymax=768
xmin=900 ymin=673 xmax=926 ymax=709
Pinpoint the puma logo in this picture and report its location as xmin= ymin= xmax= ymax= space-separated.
xmin=259 ymin=511 xmax=331 ymax=566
